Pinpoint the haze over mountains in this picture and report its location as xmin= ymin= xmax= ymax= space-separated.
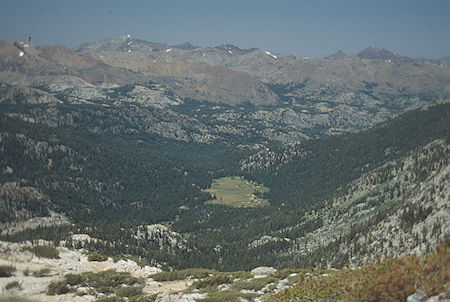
xmin=77 ymin=36 xmax=450 ymax=105
xmin=1 ymin=36 xmax=449 ymax=142
xmin=0 ymin=36 xmax=449 ymax=301
xmin=2 ymin=36 xmax=449 ymax=105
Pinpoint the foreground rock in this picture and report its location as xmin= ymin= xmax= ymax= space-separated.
xmin=0 ymin=241 xmax=174 ymax=301
xmin=407 ymin=292 xmax=450 ymax=302
xmin=156 ymin=292 xmax=207 ymax=302
xmin=0 ymin=241 xmax=303 ymax=301
xmin=251 ymin=266 xmax=277 ymax=279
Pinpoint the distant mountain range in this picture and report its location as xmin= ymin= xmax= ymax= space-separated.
xmin=77 ymin=36 xmax=450 ymax=103
xmin=1 ymin=37 xmax=449 ymax=106
xmin=0 ymin=36 xmax=449 ymax=144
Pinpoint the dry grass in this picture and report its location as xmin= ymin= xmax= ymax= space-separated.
xmin=272 ymin=245 xmax=450 ymax=302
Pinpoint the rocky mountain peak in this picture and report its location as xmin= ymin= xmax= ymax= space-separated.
xmin=76 ymin=36 xmax=167 ymax=53
xmin=324 ymin=50 xmax=346 ymax=59
xmin=356 ymin=46 xmax=407 ymax=60
xmin=0 ymin=40 xmax=98 ymax=71
xmin=215 ymin=43 xmax=257 ymax=55
xmin=173 ymin=41 xmax=199 ymax=50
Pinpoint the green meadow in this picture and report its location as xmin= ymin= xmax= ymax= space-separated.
xmin=204 ymin=176 xmax=269 ymax=208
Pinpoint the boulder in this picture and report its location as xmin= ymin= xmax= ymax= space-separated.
xmin=426 ymin=293 xmax=450 ymax=302
xmin=250 ymin=266 xmax=277 ymax=278
xmin=157 ymin=292 xmax=207 ymax=302
xmin=407 ymin=293 xmax=428 ymax=302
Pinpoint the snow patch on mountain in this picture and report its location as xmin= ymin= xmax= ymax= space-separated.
xmin=265 ymin=51 xmax=278 ymax=59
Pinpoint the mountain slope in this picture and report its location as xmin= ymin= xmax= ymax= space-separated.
xmin=0 ymin=78 xmax=438 ymax=147
xmin=77 ymin=37 xmax=279 ymax=105
xmin=0 ymin=40 xmax=143 ymax=86
xmin=0 ymin=113 xmax=236 ymax=224
xmin=77 ymin=36 xmax=450 ymax=106
xmin=250 ymin=101 xmax=450 ymax=208
xmin=169 ymin=101 xmax=450 ymax=270
xmin=279 ymin=138 xmax=449 ymax=267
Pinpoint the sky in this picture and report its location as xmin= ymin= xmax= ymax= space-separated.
xmin=1 ymin=0 xmax=449 ymax=59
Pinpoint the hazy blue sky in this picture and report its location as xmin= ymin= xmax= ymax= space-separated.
xmin=1 ymin=0 xmax=449 ymax=59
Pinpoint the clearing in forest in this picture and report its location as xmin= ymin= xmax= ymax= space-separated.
xmin=203 ymin=176 xmax=269 ymax=208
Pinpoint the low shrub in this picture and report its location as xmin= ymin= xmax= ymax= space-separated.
xmin=112 ymin=256 xmax=148 ymax=268
xmin=233 ymin=275 xmax=280 ymax=291
xmin=345 ymin=255 xmax=419 ymax=301
xmin=128 ymin=294 xmax=157 ymax=302
xmin=33 ymin=268 xmax=51 ymax=277
xmin=108 ymin=256 xmax=147 ymax=267
xmin=95 ymin=297 xmax=124 ymax=302
xmin=192 ymin=274 xmax=233 ymax=289
xmin=273 ymin=268 xmax=304 ymax=280
xmin=62 ymin=270 xmax=143 ymax=295
xmin=272 ymin=245 xmax=450 ymax=302
xmin=128 ymin=257 xmax=148 ymax=268
xmin=47 ymin=280 xmax=70 ymax=295
xmin=82 ymin=270 xmax=142 ymax=294
xmin=0 ymin=265 xmax=16 ymax=277
xmin=0 ymin=298 xmax=31 ymax=302
xmin=150 ymin=268 xmax=216 ymax=281
xmin=199 ymin=289 xmax=257 ymax=302
xmin=65 ymin=273 xmax=85 ymax=286
xmin=24 ymin=245 xmax=59 ymax=259
xmin=87 ymin=253 xmax=108 ymax=262
xmin=116 ymin=285 xmax=144 ymax=297
xmin=229 ymin=271 xmax=252 ymax=279
xmin=5 ymin=280 xmax=21 ymax=290
xmin=419 ymin=245 xmax=450 ymax=295
xmin=272 ymin=269 xmax=346 ymax=301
